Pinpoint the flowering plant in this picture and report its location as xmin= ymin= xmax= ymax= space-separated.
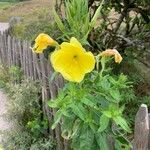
xmin=32 ymin=34 xmax=132 ymax=149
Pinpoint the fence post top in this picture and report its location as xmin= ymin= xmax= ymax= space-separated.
xmin=141 ymin=104 xmax=148 ymax=108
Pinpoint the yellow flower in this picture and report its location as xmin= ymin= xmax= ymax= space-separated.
xmin=50 ymin=37 xmax=95 ymax=82
xmin=100 ymin=49 xmax=122 ymax=63
xmin=32 ymin=33 xmax=55 ymax=53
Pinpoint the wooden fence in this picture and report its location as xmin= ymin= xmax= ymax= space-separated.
xmin=0 ymin=31 xmax=150 ymax=150
xmin=0 ymin=31 xmax=68 ymax=150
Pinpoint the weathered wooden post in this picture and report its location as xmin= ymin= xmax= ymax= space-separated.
xmin=133 ymin=104 xmax=149 ymax=150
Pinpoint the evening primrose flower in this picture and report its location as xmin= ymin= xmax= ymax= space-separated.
xmin=100 ymin=49 xmax=122 ymax=63
xmin=50 ymin=37 xmax=95 ymax=82
xmin=32 ymin=33 xmax=55 ymax=53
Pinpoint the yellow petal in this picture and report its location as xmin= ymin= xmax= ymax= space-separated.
xmin=51 ymin=50 xmax=85 ymax=82
xmin=50 ymin=48 xmax=73 ymax=73
xmin=100 ymin=49 xmax=116 ymax=57
xmin=79 ymin=52 xmax=95 ymax=73
xmin=32 ymin=33 xmax=55 ymax=53
xmin=33 ymin=43 xmax=47 ymax=53
xmin=50 ymin=37 xmax=95 ymax=82
xmin=35 ymin=33 xmax=54 ymax=45
xmin=100 ymin=49 xmax=123 ymax=63
xmin=60 ymin=41 xmax=85 ymax=54
xmin=115 ymin=53 xmax=122 ymax=63
xmin=70 ymin=37 xmax=83 ymax=49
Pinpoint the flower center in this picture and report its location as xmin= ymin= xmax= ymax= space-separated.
xmin=73 ymin=55 xmax=78 ymax=59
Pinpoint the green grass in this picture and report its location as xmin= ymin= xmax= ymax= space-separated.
xmin=0 ymin=2 xmax=14 ymax=10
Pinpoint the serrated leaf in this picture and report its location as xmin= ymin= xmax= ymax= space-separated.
xmin=96 ymin=133 xmax=109 ymax=150
xmin=81 ymin=97 xmax=96 ymax=107
xmin=98 ymin=115 xmax=109 ymax=132
xmin=113 ymin=116 xmax=131 ymax=133
xmin=109 ymin=89 xmax=121 ymax=102
xmin=79 ymin=125 xmax=94 ymax=150
xmin=71 ymin=103 xmax=87 ymax=121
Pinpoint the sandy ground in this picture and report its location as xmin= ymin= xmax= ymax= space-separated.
xmin=0 ymin=23 xmax=10 ymax=145
xmin=0 ymin=90 xmax=12 ymax=144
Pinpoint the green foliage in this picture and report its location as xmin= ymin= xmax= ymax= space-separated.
xmin=0 ymin=65 xmax=10 ymax=88
xmin=11 ymin=9 xmax=60 ymax=41
xmin=0 ymin=2 xmax=13 ymax=10
xmin=48 ymin=57 xmax=132 ymax=149
xmin=5 ymin=79 xmax=41 ymax=126
xmin=117 ymin=59 xmax=150 ymax=127
xmin=0 ymin=65 xmax=23 ymax=87
xmin=3 ymin=130 xmax=32 ymax=150
xmin=9 ymin=65 xmax=23 ymax=82
xmin=3 ymin=130 xmax=55 ymax=150
xmin=0 ymin=0 xmax=29 ymax=2
xmin=53 ymin=0 xmax=104 ymax=44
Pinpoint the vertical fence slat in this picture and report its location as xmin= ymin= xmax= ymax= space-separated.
xmin=12 ymin=37 xmax=15 ymax=65
xmin=133 ymin=104 xmax=149 ymax=150
xmin=48 ymin=63 xmax=64 ymax=150
xmin=7 ymin=36 xmax=12 ymax=67
xmin=33 ymin=54 xmax=41 ymax=80
xmin=22 ymin=40 xmax=26 ymax=75
xmin=0 ymin=33 xmax=3 ymax=63
xmin=0 ymin=34 xmax=5 ymax=64
xmin=27 ymin=42 xmax=34 ymax=78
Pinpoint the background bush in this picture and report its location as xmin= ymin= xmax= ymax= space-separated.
xmin=10 ymin=8 xmax=61 ymax=41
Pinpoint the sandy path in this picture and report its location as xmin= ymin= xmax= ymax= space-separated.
xmin=0 ymin=90 xmax=12 ymax=144
xmin=0 ymin=22 xmax=11 ymax=145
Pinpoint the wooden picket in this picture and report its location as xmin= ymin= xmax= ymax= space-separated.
xmin=0 ymin=31 xmax=150 ymax=150
xmin=133 ymin=104 xmax=150 ymax=150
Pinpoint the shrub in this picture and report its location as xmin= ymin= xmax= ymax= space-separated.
xmin=0 ymin=65 xmax=10 ymax=88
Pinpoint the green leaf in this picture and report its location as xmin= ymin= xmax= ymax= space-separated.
xmin=102 ymin=110 xmax=112 ymax=118
xmin=115 ymin=139 xmax=131 ymax=150
xmin=61 ymin=116 xmax=75 ymax=139
xmin=71 ymin=119 xmax=81 ymax=138
xmin=98 ymin=114 xmax=110 ymax=132
xmin=81 ymin=97 xmax=96 ymax=107
xmin=91 ymin=0 xmax=105 ymax=27
xmin=51 ymin=110 xmax=62 ymax=129
xmin=71 ymin=103 xmax=87 ymax=121
xmin=79 ymin=125 xmax=94 ymax=150
xmin=53 ymin=8 xmax=65 ymax=33
xmin=100 ymin=77 xmax=110 ymax=90
xmin=113 ymin=116 xmax=131 ymax=133
xmin=96 ymin=133 xmax=109 ymax=150
xmin=109 ymin=89 xmax=121 ymax=102
xmin=48 ymin=100 xmax=57 ymax=108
